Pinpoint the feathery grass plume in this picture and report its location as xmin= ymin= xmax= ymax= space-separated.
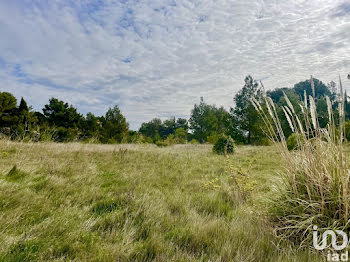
xmin=283 ymin=92 xmax=296 ymax=115
xmin=339 ymin=75 xmax=345 ymax=141
xmin=310 ymin=75 xmax=315 ymax=98
xmin=326 ymin=96 xmax=332 ymax=124
xmin=260 ymin=80 xmax=267 ymax=97
xmin=284 ymin=105 xmax=293 ymax=118
xmin=253 ymin=77 xmax=350 ymax=248
xmin=308 ymin=96 xmax=318 ymax=131
xmin=282 ymin=107 xmax=294 ymax=133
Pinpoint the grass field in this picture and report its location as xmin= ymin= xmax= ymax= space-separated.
xmin=0 ymin=141 xmax=322 ymax=261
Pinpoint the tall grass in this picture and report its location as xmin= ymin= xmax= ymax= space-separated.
xmin=252 ymin=76 xmax=350 ymax=247
xmin=0 ymin=141 xmax=322 ymax=260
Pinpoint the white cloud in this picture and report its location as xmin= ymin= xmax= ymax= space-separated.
xmin=0 ymin=0 xmax=349 ymax=129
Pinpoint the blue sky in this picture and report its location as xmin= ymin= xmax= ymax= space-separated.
xmin=0 ymin=0 xmax=350 ymax=130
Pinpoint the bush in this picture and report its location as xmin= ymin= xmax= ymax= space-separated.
xmin=207 ymin=132 xmax=219 ymax=144
xmin=175 ymin=128 xmax=187 ymax=144
xmin=30 ymin=131 xmax=40 ymax=142
xmin=213 ymin=135 xmax=235 ymax=155
xmin=189 ymin=139 xmax=199 ymax=144
xmin=39 ymin=130 xmax=54 ymax=142
xmin=53 ymin=127 xmax=79 ymax=142
xmin=155 ymin=140 xmax=168 ymax=147
xmin=286 ymin=133 xmax=303 ymax=150
xmin=252 ymin=137 xmax=271 ymax=146
xmin=142 ymin=136 xmax=154 ymax=144
xmin=164 ymin=134 xmax=176 ymax=146
xmin=82 ymin=137 xmax=99 ymax=144
xmin=127 ymin=133 xmax=140 ymax=143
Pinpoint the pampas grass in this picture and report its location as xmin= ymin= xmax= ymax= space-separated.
xmin=252 ymin=75 xmax=350 ymax=247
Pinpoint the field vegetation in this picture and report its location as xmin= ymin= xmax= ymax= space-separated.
xmin=1 ymin=76 xmax=349 ymax=261
xmin=0 ymin=141 xmax=322 ymax=261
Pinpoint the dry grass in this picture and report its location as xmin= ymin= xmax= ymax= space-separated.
xmin=0 ymin=140 xmax=321 ymax=261
xmin=252 ymin=76 xmax=350 ymax=250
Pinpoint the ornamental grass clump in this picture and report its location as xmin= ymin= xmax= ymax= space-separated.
xmin=251 ymin=76 xmax=349 ymax=247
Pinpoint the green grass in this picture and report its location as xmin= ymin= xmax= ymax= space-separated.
xmin=0 ymin=141 xmax=321 ymax=261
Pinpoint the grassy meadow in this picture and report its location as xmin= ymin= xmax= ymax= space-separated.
xmin=0 ymin=141 xmax=322 ymax=261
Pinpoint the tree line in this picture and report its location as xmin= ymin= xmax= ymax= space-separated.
xmin=0 ymin=76 xmax=347 ymax=144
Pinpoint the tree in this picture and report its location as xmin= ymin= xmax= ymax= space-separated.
xmin=175 ymin=118 xmax=189 ymax=131
xmin=316 ymin=97 xmax=329 ymax=128
xmin=231 ymin=75 xmax=264 ymax=144
xmin=100 ymin=105 xmax=128 ymax=143
xmin=80 ymin=112 xmax=101 ymax=139
xmin=294 ymin=78 xmax=330 ymax=98
xmin=189 ymin=97 xmax=229 ymax=143
xmin=268 ymin=78 xmax=332 ymax=104
xmin=43 ymin=98 xmax=82 ymax=128
xmin=161 ymin=117 xmax=176 ymax=139
xmin=175 ymin=128 xmax=187 ymax=143
xmin=0 ymin=92 xmax=17 ymax=115
xmin=139 ymin=118 xmax=162 ymax=140
xmin=139 ymin=117 xmax=190 ymax=142
xmin=42 ymin=98 xmax=83 ymax=141
xmin=16 ymin=98 xmax=37 ymax=138
xmin=0 ymin=92 xmax=18 ymax=129
xmin=266 ymin=78 xmax=337 ymax=137
xmin=328 ymin=81 xmax=337 ymax=100
xmin=267 ymin=87 xmax=290 ymax=103
xmin=0 ymin=93 xmax=38 ymax=139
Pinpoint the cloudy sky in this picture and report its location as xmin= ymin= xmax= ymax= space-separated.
xmin=0 ymin=0 xmax=350 ymax=129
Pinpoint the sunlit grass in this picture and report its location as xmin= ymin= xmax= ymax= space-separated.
xmin=252 ymin=77 xmax=350 ymax=250
xmin=0 ymin=141 xmax=320 ymax=261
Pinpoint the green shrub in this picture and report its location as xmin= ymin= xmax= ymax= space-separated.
xmin=213 ymin=136 xmax=235 ymax=155
xmin=155 ymin=140 xmax=167 ymax=147
xmin=175 ymin=128 xmax=187 ymax=144
xmin=53 ymin=127 xmax=79 ymax=142
xmin=207 ymin=132 xmax=219 ymax=144
xmin=164 ymin=134 xmax=176 ymax=146
xmin=286 ymin=133 xmax=303 ymax=151
xmin=189 ymin=139 xmax=199 ymax=144
xmin=107 ymin=138 xmax=118 ymax=144
xmin=141 ymin=136 xmax=153 ymax=144
xmin=252 ymin=137 xmax=271 ymax=146
xmin=153 ymin=133 xmax=161 ymax=143
xmin=82 ymin=137 xmax=99 ymax=144
xmin=39 ymin=130 xmax=54 ymax=142
xmin=30 ymin=131 xmax=41 ymax=142
xmin=127 ymin=132 xmax=145 ymax=144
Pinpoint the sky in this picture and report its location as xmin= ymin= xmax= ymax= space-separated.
xmin=0 ymin=0 xmax=350 ymax=130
